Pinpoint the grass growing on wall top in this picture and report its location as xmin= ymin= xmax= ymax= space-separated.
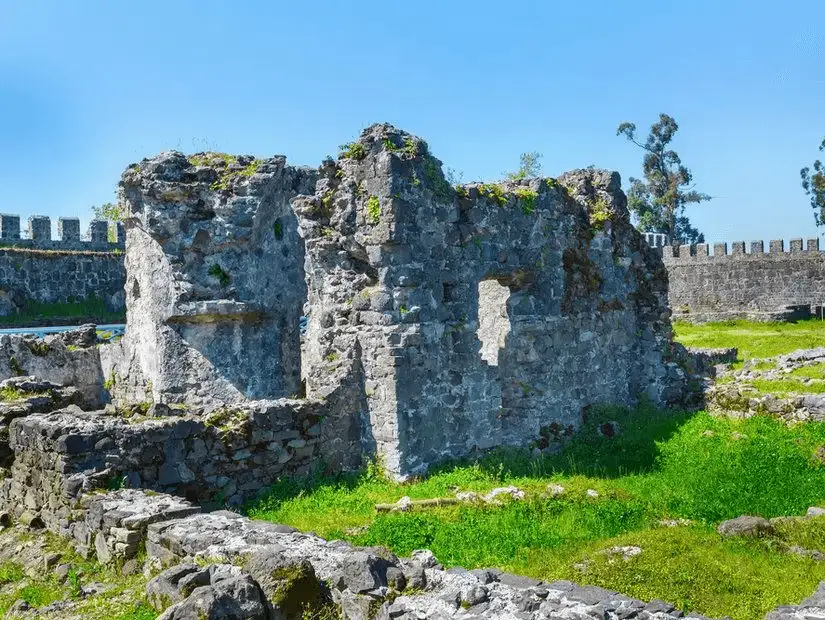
xmin=673 ymin=318 xmax=825 ymax=359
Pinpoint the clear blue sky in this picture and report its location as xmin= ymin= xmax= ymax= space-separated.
xmin=1 ymin=0 xmax=823 ymax=244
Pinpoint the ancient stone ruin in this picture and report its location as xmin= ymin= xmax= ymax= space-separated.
xmin=100 ymin=123 xmax=689 ymax=480
xmin=6 ymin=123 xmax=822 ymax=619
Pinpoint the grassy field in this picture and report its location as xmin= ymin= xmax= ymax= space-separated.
xmin=674 ymin=318 xmax=825 ymax=359
xmin=247 ymin=319 xmax=825 ymax=620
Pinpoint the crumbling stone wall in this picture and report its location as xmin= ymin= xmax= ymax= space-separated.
xmin=295 ymin=124 xmax=686 ymax=478
xmin=113 ymin=152 xmax=317 ymax=409
xmin=0 ymin=215 xmax=125 ymax=320
xmin=663 ymin=239 xmax=825 ymax=322
xmin=0 ymin=392 xmax=360 ymax=532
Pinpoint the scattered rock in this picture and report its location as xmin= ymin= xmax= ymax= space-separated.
xmin=601 ymin=546 xmax=643 ymax=561
xmin=597 ymin=421 xmax=621 ymax=438
xmin=808 ymin=507 xmax=825 ymax=518
xmin=547 ymin=483 xmax=566 ymax=497
xmin=586 ymin=489 xmax=599 ymax=498
xmin=717 ymin=515 xmax=776 ymax=537
xmin=483 ymin=486 xmax=525 ymax=503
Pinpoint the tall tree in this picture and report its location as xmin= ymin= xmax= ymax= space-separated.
xmin=801 ymin=138 xmax=825 ymax=226
xmin=617 ymin=114 xmax=710 ymax=244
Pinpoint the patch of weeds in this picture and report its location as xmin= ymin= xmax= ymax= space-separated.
xmin=204 ymin=407 xmax=251 ymax=440
xmin=24 ymin=339 xmax=50 ymax=357
xmin=589 ymin=198 xmax=612 ymax=230
xmin=273 ymin=219 xmax=284 ymax=240
xmin=339 ymin=142 xmax=367 ymax=161
xmin=366 ymin=196 xmax=381 ymax=225
xmin=207 ymin=264 xmax=231 ymax=288
xmin=8 ymin=357 xmax=22 ymax=376
xmin=423 ymin=157 xmax=454 ymax=202
xmin=478 ymin=183 xmax=508 ymax=207
xmin=514 ymin=187 xmax=538 ymax=215
xmin=0 ymin=386 xmax=27 ymax=401
xmin=324 ymin=352 xmax=340 ymax=363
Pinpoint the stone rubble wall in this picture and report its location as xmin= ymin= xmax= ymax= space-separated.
xmin=295 ymin=124 xmax=687 ymax=478
xmin=662 ymin=238 xmax=825 ymax=322
xmin=15 ymin=486 xmax=702 ymax=620
xmin=0 ymin=391 xmax=361 ymax=532
xmin=0 ymin=248 xmax=125 ymax=319
xmin=114 ymin=152 xmax=318 ymax=410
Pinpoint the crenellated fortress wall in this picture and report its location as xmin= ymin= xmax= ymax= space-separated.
xmin=662 ymin=237 xmax=825 ymax=322
xmin=0 ymin=214 xmax=126 ymax=321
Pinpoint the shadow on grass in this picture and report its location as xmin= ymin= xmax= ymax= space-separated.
xmin=245 ymin=402 xmax=695 ymax=513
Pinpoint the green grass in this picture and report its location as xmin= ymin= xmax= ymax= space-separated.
xmin=248 ymin=404 xmax=825 ymax=619
xmin=748 ymin=377 xmax=825 ymax=395
xmin=0 ymin=295 xmax=124 ymax=328
xmin=674 ymin=318 xmax=825 ymax=360
xmin=0 ymin=530 xmax=157 ymax=619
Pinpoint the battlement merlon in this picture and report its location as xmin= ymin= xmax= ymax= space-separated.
xmin=661 ymin=237 xmax=822 ymax=262
xmin=0 ymin=214 xmax=125 ymax=251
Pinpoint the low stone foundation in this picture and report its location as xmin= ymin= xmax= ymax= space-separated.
xmin=0 ymin=391 xmax=361 ymax=534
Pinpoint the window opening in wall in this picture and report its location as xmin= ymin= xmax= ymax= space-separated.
xmin=477 ymin=279 xmax=511 ymax=366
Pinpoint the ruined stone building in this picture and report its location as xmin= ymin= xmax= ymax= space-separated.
xmin=97 ymin=123 xmax=688 ymax=481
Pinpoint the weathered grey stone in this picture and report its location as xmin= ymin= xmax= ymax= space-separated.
xmin=147 ymin=563 xmax=202 ymax=610
xmin=156 ymin=568 xmax=270 ymax=620
xmin=294 ymin=124 xmax=688 ymax=478
xmin=717 ymin=515 xmax=776 ymax=537
xmin=243 ymin=549 xmax=322 ymax=617
xmin=113 ymin=151 xmax=318 ymax=410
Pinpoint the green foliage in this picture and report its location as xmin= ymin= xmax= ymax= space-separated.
xmin=506 ymin=151 xmax=543 ymax=180
xmin=478 ymin=183 xmax=508 ymax=207
xmin=273 ymin=219 xmax=284 ymax=240
xmin=207 ymin=263 xmax=231 ymax=287
xmin=91 ymin=202 xmax=124 ymax=243
xmin=514 ymin=187 xmax=538 ymax=215
xmin=617 ymin=114 xmax=710 ymax=244
xmin=673 ymin=319 xmax=825 ymax=360
xmin=422 ymin=157 xmax=454 ymax=202
xmin=366 ymin=196 xmax=381 ymax=225
xmin=248 ymin=399 xmax=825 ymax=619
xmin=339 ymin=142 xmax=367 ymax=160
xmin=0 ymin=294 xmax=125 ymax=328
xmin=588 ymin=198 xmax=612 ymax=230
xmin=0 ymin=386 xmax=28 ymax=401
xmin=801 ymin=138 xmax=825 ymax=227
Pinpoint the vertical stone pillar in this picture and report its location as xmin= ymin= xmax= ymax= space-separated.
xmin=0 ymin=215 xmax=20 ymax=241
xmin=58 ymin=218 xmax=81 ymax=242
xmin=28 ymin=215 xmax=51 ymax=244
xmin=89 ymin=220 xmax=109 ymax=244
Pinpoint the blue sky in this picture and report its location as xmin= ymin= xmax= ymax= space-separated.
xmin=0 ymin=0 xmax=823 ymax=244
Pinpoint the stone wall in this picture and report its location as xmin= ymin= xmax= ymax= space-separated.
xmin=663 ymin=238 xmax=825 ymax=322
xmin=295 ymin=124 xmax=687 ymax=478
xmin=113 ymin=153 xmax=317 ymax=409
xmin=0 ymin=215 xmax=125 ymax=320
xmin=0 ymin=392 xmax=360 ymax=532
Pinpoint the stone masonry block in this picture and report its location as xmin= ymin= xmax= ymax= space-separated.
xmin=58 ymin=218 xmax=81 ymax=242
xmin=0 ymin=214 xmax=20 ymax=240
xmin=28 ymin=215 xmax=51 ymax=243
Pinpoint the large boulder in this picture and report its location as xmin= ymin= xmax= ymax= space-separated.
xmin=244 ymin=550 xmax=322 ymax=618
